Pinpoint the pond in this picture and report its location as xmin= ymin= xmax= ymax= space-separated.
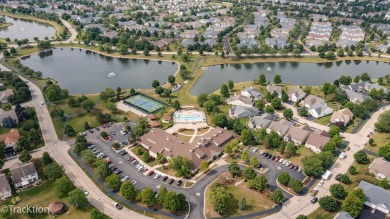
xmin=190 ymin=60 xmax=390 ymax=95
xmin=20 ymin=48 xmax=178 ymax=94
xmin=0 ymin=16 xmax=56 ymax=41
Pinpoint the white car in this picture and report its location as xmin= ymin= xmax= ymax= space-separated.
xmin=252 ymin=148 xmax=258 ymax=153
xmin=82 ymin=188 xmax=89 ymax=195
xmin=278 ymin=159 xmax=284 ymax=163
xmin=154 ymin=174 xmax=161 ymax=179
xmin=281 ymin=160 xmax=287 ymax=165
xmin=318 ymin=180 xmax=324 ymax=186
xmin=259 ymin=150 xmax=265 ymax=155
xmin=120 ymin=176 xmax=129 ymax=182
xmin=41 ymin=101 xmax=45 ymax=105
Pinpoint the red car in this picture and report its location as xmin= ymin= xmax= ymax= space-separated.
xmin=106 ymin=159 xmax=112 ymax=164
xmin=147 ymin=170 xmax=154 ymax=176
xmin=274 ymin=156 xmax=280 ymax=162
xmin=289 ymin=164 xmax=295 ymax=169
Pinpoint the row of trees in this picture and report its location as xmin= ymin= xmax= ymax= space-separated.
xmin=0 ymin=72 xmax=32 ymax=104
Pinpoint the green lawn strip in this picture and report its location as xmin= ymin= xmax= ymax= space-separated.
xmin=308 ymin=206 xmax=337 ymax=219
xmin=130 ymin=146 xmax=160 ymax=167
xmin=67 ymin=113 xmax=100 ymax=134
xmin=313 ymin=115 xmax=331 ymax=126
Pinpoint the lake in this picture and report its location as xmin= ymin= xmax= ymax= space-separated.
xmin=190 ymin=60 xmax=390 ymax=95
xmin=20 ymin=48 xmax=178 ymax=94
xmin=0 ymin=16 xmax=56 ymax=41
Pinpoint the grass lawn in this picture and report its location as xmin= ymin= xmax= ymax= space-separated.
xmin=156 ymin=166 xmax=177 ymax=177
xmin=365 ymin=132 xmax=390 ymax=153
xmin=344 ymin=117 xmax=364 ymax=133
xmin=205 ymin=173 xmax=274 ymax=218
xmin=2 ymin=180 xmax=98 ymax=219
xmin=178 ymin=129 xmax=195 ymax=135
xmin=197 ymin=127 xmax=210 ymax=135
xmin=130 ymin=146 xmax=160 ymax=167
xmin=313 ymin=115 xmax=331 ymax=126
xmin=68 ymin=113 xmax=100 ymax=133
xmin=344 ymin=157 xmax=379 ymax=192
xmin=184 ymin=181 xmax=194 ymax=188
xmin=174 ymin=133 xmax=192 ymax=142
xmin=308 ymin=206 xmax=337 ymax=219
xmin=0 ymin=127 xmax=11 ymax=135
xmin=51 ymin=116 xmax=66 ymax=140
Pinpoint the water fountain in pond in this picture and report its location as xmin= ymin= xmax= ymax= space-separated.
xmin=107 ymin=72 xmax=116 ymax=78
xmin=266 ymin=67 xmax=272 ymax=72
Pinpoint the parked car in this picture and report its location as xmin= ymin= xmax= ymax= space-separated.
xmin=106 ymin=159 xmax=112 ymax=164
xmin=263 ymin=152 xmax=269 ymax=157
xmin=252 ymin=148 xmax=258 ymax=153
xmin=108 ymin=164 xmax=115 ymax=168
xmin=335 ymin=174 xmax=341 ymax=181
xmin=168 ymin=178 xmax=174 ymax=185
xmin=271 ymin=155 xmax=276 ymax=160
xmin=278 ymin=159 xmax=284 ymax=164
xmin=95 ymin=127 xmax=100 ymax=131
xmin=310 ymin=188 xmax=319 ymax=196
xmin=110 ymin=166 xmax=117 ymax=171
xmin=154 ymin=174 xmax=161 ymax=179
xmin=119 ymin=150 xmax=128 ymax=156
xmin=111 ymin=201 xmax=122 ymax=210
xmin=114 ymin=170 xmax=123 ymax=175
xmin=111 ymin=131 xmax=116 ymax=135
xmin=120 ymin=130 xmax=128 ymax=135
xmin=121 ymin=176 xmax=129 ymax=182
xmin=177 ymin=180 xmax=183 ymax=187
xmin=293 ymin=166 xmax=299 ymax=171
xmin=89 ymin=129 xmax=94 ymax=133
xmin=82 ymin=188 xmax=89 ymax=195
xmin=318 ymin=180 xmax=324 ymax=186
xmin=259 ymin=150 xmax=265 ymax=155
xmin=147 ymin=170 xmax=154 ymax=176
xmin=131 ymin=180 xmax=137 ymax=185
xmin=281 ymin=160 xmax=287 ymax=165
xmin=289 ymin=164 xmax=295 ymax=169
xmin=297 ymin=167 xmax=302 ymax=172
xmin=274 ymin=156 xmax=280 ymax=162
xmin=162 ymin=176 xmax=168 ymax=181
xmin=285 ymin=161 xmax=291 ymax=167
xmin=257 ymin=163 xmax=263 ymax=168
xmin=310 ymin=197 xmax=318 ymax=204
xmin=267 ymin=154 xmax=273 ymax=159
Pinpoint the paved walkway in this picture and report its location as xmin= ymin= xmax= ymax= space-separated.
xmin=165 ymin=123 xmax=209 ymax=134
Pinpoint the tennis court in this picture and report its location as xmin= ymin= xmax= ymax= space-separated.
xmin=124 ymin=94 xmax=166 ymax=113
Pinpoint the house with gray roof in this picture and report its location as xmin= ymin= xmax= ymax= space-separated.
xmin=248 ymin=114 xmax=274 ymax=129
xmin=229 ymin=105 xmax=260 ymax=119
xmin=10 ymin=162 xmax=39 ymax=189
xmin=342 ymin=88 xmax=369 ymax=104
xmin=0 ymin=110 xmax=18 ymax=127
xmin=0 ymin=89 xmax=14 ymax=104
xmin=288 ymin=87 xmax=306 ymax=102
xmin=241 ymin=87 xmax=263 ymax=101
xmin=0 ymin=174 xmax=12 ymax=200
xmin=227 ymin=94 xmax=254 ymax=107
xmin=305 ymin=130 xmax=330 ymax=153
xmin=308 ymin=102 xmax=333 ymax=118
xmin=267 ymin=85 xmax=282 ymax=98
xmin=358 ymin=180 xmax=390 ymax=214
xmin=334 ymin=212 xmax=354 ymax=219
xmin=265 ymin=37 xmax=289 ymax=49
xmin=266 ymin=120 xmax=294 ymax=136
xmin=203 ymin=30 xmax=219 ymax=39
xmin=283 ymin=124 xmax=312 ymax=145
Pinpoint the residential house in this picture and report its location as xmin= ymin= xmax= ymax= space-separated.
xmin=10 ymin=163 xmax=39 ymax=189
xmin=0 ymin=174 xmax=12 ymax=200
xmin=266 ymin=120 xmax=294 ymax=136
xmin=0 ymin=110 xmax=19 ymax=127
xmin=358 ymin=180 xmax=390 ymax=214
xmin=265 ymin=37 xmax=289 ymax=49
xmin=330 ymin=108 xmax=354 ymax=126
xmin=247 ymin=114 xmax=274 ymax=129
xmin=302 ymin=95 xmax=326 ymax=108
xmin=308 ymin=102 xmax=333 ymax=118
xmin=334 ymin=212 xmax=354 ymax=219
xmin=267 ymin=85 xmax=282 ymax=98
xmin=100 ymin=31 xmax=118 ymax=39
xmin=203 ymin=30 xmax=219 ymax=39
xmin=341 ymin=82 xmax=387 ymax=104
xmin=287 ymin=87 xmax=306 ymax=102
xmin=283 ymin=124 xmax=312 ymax=145
xmin=0 ymin=128 xmax=20 ymax=152
xmin=138 ymin=128 xmax=237 ymax=170
xmin=305 ymin=130 xmax=330 ymax=153
xmin=369 ymin=157 xmax=390 ymax=180
xmin=342 ymin=88 xmax=369 ymax=104
xmin=226 ymin=94 xmax=254 ymax=107
xmin=0 ymin=89 xmax=14 ymax=104
xmin=181 ymin=30 xmax=199 ymax=39
xmin=241 ymin=87 xmax=263 ymax=101
xmin=229 ymin=105 xmax=260 ymax=119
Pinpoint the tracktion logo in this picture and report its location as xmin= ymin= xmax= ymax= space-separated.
xmin=1 ymin=205 xmax=49 ymax=214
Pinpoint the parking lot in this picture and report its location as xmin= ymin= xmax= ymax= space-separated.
xmin=246 ymin=146 xmax=306 ymax=183
xmin=76 ymin=122 xmax=184 ymax=193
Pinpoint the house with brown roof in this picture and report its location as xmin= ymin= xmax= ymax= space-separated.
xmin=369 ymin=157 xmax=390 ymax=180
xmin=287 ymin=87 xmax=306 ymax=102
xmin=266 ymin=120 xmax=294 ymax=136
xmin=10 ymin=162 xmax=39 ymax=189
xmin=330 ymin=108 xmax=354 ymax=126
xmin=138 ymin=128 xmax=237 ymax=170
xmin=0 ymin=173 xmax=12 ymax=200
xmin=302 ymin=95 xmax=326 ymax=108
xmin=226 ymin=94 xmax=254 ymax=107
xmin=0 ymin=128 xmax=20 ymax=152
xmin=283 ymin=124 xmax=312 ymax=145
xmin=305 ymin=130 xmax=331 ymax=153
xmin=267 ymin=85 xmax=282 ymax=98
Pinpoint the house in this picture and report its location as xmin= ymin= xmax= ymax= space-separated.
xmin=241 ymin=87 xmax=263 ymax=101
xmin=283 ymin=124 xmax=312 ymax=145
xmin=266 ymin=120 xmax=294 ymax=136
xmin=305 ymin=130 xmax=331 ymax=153
xmin=0 ymin=174 xmax=12 ymax=200
xmin=265 ymin=37 xmax=289 ymax=49
xmin=369 ymin=157 xmax=390 ymax=180
xmin=342 ymin=88 xmax=369 ymax=104
xmin=248 ymin=114 xmax=274 ymax=129
xmin=0 ymin=89 xmax=14 ymax=104
xmin=181 ymin=30 xmax=199 ymax=39
xmin=0 ymin=110 xmax=19 ymax=127
xmin=0 ymin=128 xmax=20 ymax=152
xmin=358 ymin=180 xmax=390 ymax=214
xmin=308 ymin=103 xmax=333 ymax=118
xmin=226 ymin=94 xmax=254 ymax=107
xmin=330 ymin=108 xmax=354 ymax=126
xmin=302 ymin=95 xmax=326 ymax=108
xmin=138 ymin=128 xmax=237 ymax=170
xmin=334 ymin=212 xmax=354 ymax=219
xmin=287 ymin=87 xmax=306 ymax=102
xmin=229 ymin=105 xmax=260 ymax=119
xmin=267 ymin=85 xmax=282 ymax=98
xmin=10 ymin=162 xmax=39 ymax=189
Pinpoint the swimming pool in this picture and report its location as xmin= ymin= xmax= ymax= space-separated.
xmin=174 ymin=111 xmax=206 ymax=123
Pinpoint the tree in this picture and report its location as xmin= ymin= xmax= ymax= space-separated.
xmin=177 ymin=193 xmax=188 ymax=211
xmin=288 ymin=179 xmax=304 ymax=193
xmin=120 ymin=181 xmax=138 ymax=201
xmin=105 ymin=174 xmax=121 ymax=191
xmin=91 ymin=209 xmax=105 ymax=219
xmin=240 ymin=129 xmax=253 ymax=146
xmin=42 ymin=152 xmax=53 ymax=166
xmin=197 ymin=94 xmax=208 ymax=107
xmin=172 ymin=100 xmax=181 ymax=110
xmin=211 ymin=184 xmax=230 ymax=215
xmin=81 ymin=100 xmax=95 ymax=112
xmin=259 ymin=73 xmax=267 ymax=84
xmin=248 ymin=174 xmax=268 ymax=192
xmin=163 ymin=191 xmax=180 ymax=213
xmin=213 ymin=113 xmax=228 ymax=128
xmin=265 ymin=105 xmax=275 ymax=114
xmin=94 ymin=160 xmax=110 ymax=179
xmin=271 ymin=98 xmax=282 ymax=110
xmin=250 ymin=156 xmax=259 ymax=168
xmin=238 ymin=197 xmax=246 ymax=211
xmin=99 ymin=88 xmax=115 ymax=102
xmin=55 ymin=176 xmax=75 ymax=198
xmin=80 ymin=150 xmax=96 ymax=166
xmin=353 ymin=150 xmax=369 ymax=164
xmin=168 ymin=75 xmax=175 ymax=85
xmin=142 ymin=151 xmax=151 ymax=162
xmin=285 ymin=143 xmax=297 ymax=157
xmin=140 ymin=187 xmax=157 ymax=207
xmin=220 ymin=84 xmax=230 ymax=97
xmin=243 ymin=167 xmax=257 ymax=181
xmin=200 ymin=161 xmax=209 ymax=171
xmin=68 ymin=188 xmax=88 ymax=209
xmin=64 ymin=125 xmax=76 ymax=137
xmin=283 ymin=109 xmax=293 ymax=120
xmin=277 ymin=172 xmax=291 ymax=186
xmin=151 ymin=80 xmax=160 ymax=88
xmin=157 ymin=186 xmax=168 ymax=204
xmin=319 ymin=196 xmax=338 ymax=212
xmin=256 ymin=99 xmax=265 ymax=111
xmin=169 ymin=156 xmax=191 ymax=178
xmin=348 ymin=166 xmax=357 ymax=175
xmin=44 ymin=163 xmax=63 ymax=180
xmin=264 ymin=131 xmax=282 ymax=149
xmin=378 ymin=143 xmax=390 ymax=160
xmin=379 ymin=178 xmax=390 ymax=189
xmin=375 ymin=111 xmax=390 ymax=133
xmin=328 ymin=125 xmax=340 ymax=138
xmin=342 ymin=188 xmax=366 ymax=217
xmin=155 ymin=86 xmax=164 ymax=96
xmin=339 ymin=174 xmax=351 ymax=184
xmin=74 ymin=141 xmax=88 ymax=155
xmin=19 ymin=150 xmax=31 ymax=163
xmin=0 ymin=159 xmax=4 ymax=169
xmin=330 ymin=184 xmax=347 ymax=200
xmin=271 ymin=189 xmax=284 ymax=204
xmin=296 ymin=215 xmax=307 ymax=219
xmin=299 ymin=107 xmax=308 ymax=117
xmin=228 ymin=160 xmax=241 ymax=177
xmin=228 ymin=80 xmax=234 ymax=91
xmin=274 ymin=74 xmax=282 ymax=84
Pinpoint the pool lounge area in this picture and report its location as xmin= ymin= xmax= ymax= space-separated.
xmin=173 ymin=108 xmax=206 ymax=124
